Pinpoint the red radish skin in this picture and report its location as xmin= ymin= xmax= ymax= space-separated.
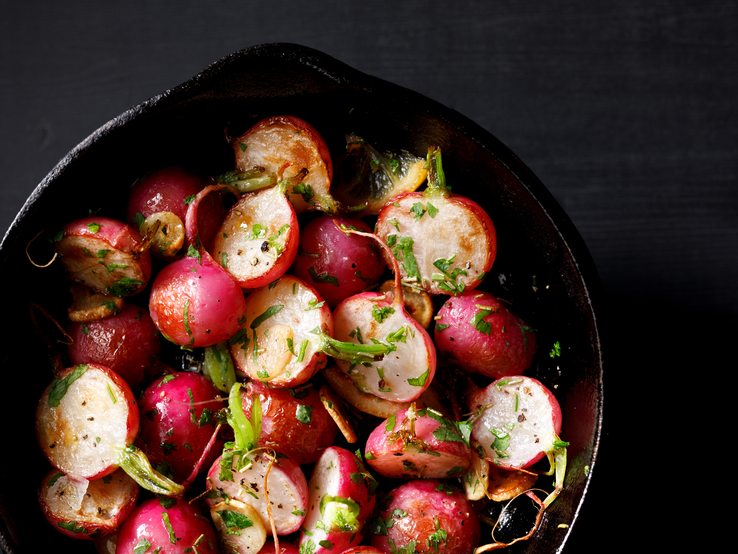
xmin=54 ymin=216 xmax=152 ymax=297
xmin=241 ymin=381 xmax=338 ymax=465
xmin=292 ymin=215 xmax=385 ymax=308
xmin=434 ymin=291 xmax=537 ymax=378
xmin=148 ymin=252 xmax=247 ymax=348
xmin=115 ymin=497 xmax=219 ymax=554
xmin=365 ymin=407 xmax=471 ymax=480
xmin=38 ymin=467 xmax=138 ymax=539
xmin=136 ymin=372 xmax=224 ymax=483
xmin=469 ymin=376 xmax=562 ymax=469
xmin=206 ymin=450 xmax=309 ymax=535
xmin=230 ymin=274 xmax=331 ymax=388
xmin=371 ymin=479 xmax=480 ymax=554
xmin=210 ymin=181 xmax=300 ymax=290
xmin=233 ymin=115 xmax=334 ymax=214
xmin=66 ymin=303 xmax=160 ymax=387
xmin=299 ymin=447 xmax=376 ymax=554
xmin=35 ymin=364 xmax=140 ymax=481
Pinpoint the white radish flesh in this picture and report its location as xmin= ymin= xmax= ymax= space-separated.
xmin=469 ymin=376 xmax=562 ymax=469
xmin=210 ymin=500 xmax=268 ymax=554
xmin=35 ymin=364 xmax=139 ymax=481
xmin=206 ymin=452 xmax=308 ymax=535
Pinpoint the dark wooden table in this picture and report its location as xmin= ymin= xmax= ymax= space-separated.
xmin=2 ymin=1 xmax=734 ymax=551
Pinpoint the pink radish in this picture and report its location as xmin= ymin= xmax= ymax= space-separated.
xmin=231 ymin=115 xmax=335 ymax=214
xmin=37 ymin=467 xmax=138 ymax=539
xmin=209 ymin=171 xmax=300 ymax=290
xmin=433 ymin=290 xmax=537 ymax=379
xmin=136 ymin=372 xmax=225 ymax=483
xmin=241 ymin=381 xmax=338 ymax=465
xmin=115 ymin=497 xmax=219 ymax=554
xmin=370 ymin=479 xmax=480 ymax=554
xmin=468 ymin=376 xmax=568 ymax=509
xmin=332 ymin=225 xmax=436 ymax=403
xmin=35 ymin=363 xmax=182 ymax=496
xmin=206 ymin=450 xmax=309 ymax=535
xmin=364 ymin=406 xmax=471 ymax=480
xmin=66 ymin=302 xmax=160 ymax=387
xmin=299 ymin=446 xmax=376 ymax=554
xmin=127 ymin=166 xmax=223 ymax=259
xmin=148 ymin=250 xmax=247 ymax=348
xmin=374 ymin=146 xmax=496 ymax=296
xmin=291 ymin=215 xmax=385 ymax=308
xmin=53 ymin=216 xmax=152 ymax=297
xmin=230 ymin=274 xmax=389 ymax=388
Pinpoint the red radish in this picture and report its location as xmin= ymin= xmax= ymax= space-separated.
xmin=370 ymin=479 xmax=480 ymax=554
xmin=38 ymin=467 xmax=138 ymax=539
xmin=333 ymin=133 xmax=428 ymax=215
xmin=257 ymin=539 xmax=300 ymax=554
xmin=299 ymin=446 xmax=377 ymax=554
xmin=148 ymin=251 xmax=247 ymax=348
xmin=433 ymin=291 xmax=537 ymax=378
xmin=374 ymin=147 xmax=496 ymax=296
xmin=127 ymin=166 xmax=223 ymax=259
xmin=292 ymin=215 xmax=385 ymax=308
xmin=115 ymin=497 xmax=219 ymax=554
xmin=467 ymin=376 xmax=568 ymax=511
xmin=136 ymin=372 xmax=225 ymax=483
xmin=230 ymin=275 xmax=388 ymax=389
xmin=206 ymin=450 xmax=309 ymax=535
xmin=231 ymin=115 xmax=335 ymax=214
xmin=66 ymin=303 xmax=160 ymax=387
xmin=209 ymin=173 xmax=299 ymax=290
xmin=332 ymin=225 xmax=436 ymax=403
xmin=364 ymin=406 xmax=471 ymax=480
xmin=241 ymin=381 xmax=338 ymax=465
xmin=54 ymin=216 xmax=152 ymax=297
xmin=210 ymin=499 xmax=268 ymax=553
xmin=35 ymin=363 xmax=181 ymax=495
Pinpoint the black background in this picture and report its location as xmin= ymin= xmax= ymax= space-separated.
xmin=2 ymin=1 xmax=735 ymax=551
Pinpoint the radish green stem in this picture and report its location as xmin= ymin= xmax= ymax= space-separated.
xmin=425 ymin=146 xmax=451 ymax=198
xmin=118 ymin=445 xmax=184 ymax=496
xmin=203 ymin=342 xmax=237 ymax=393
xmin=217 ymin=167 xmax=277 ymax=193
xmin=226 ymin=382 xmax=262 ymax=471
xmin=312 ymin=329 xmax=388 ymax=363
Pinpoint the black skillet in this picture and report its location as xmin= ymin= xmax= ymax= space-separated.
xmin=0 ymin=43 xmax=603 ymax=554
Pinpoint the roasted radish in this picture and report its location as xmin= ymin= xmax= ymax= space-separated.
xmin=66 ymin=303 xmax=160 ymax=387
xmin=241 ymin=381 xmax=338 ymax=465
xmin=468 ymin=376 xmax=567 ymax=508
xmin=35 ymin=363 xmax=182 ymax=496
xmin=370 ymin=479 xmax=480 ymax=554
xmin=292 ymin=215 xmax=385 ymax=308
xmin=127 ymin=166 xmax=222 ymax=259
xmin=38 ymin=467 xmax=138 ymax=539
xmin=332 ymin=226 xmax=437 ymax=403
xmin=137 ymin=372 xmax=224 ymax=483
xmin=231 ymin=115 xmax=335 ymax=214
xmin=210 ymin=499 xmax=268 ymax=553
xmin=230 ymin=275 xmax=388 ymax=388
xmin=148 ymin=249 xmax=247 ymax=348
xmin=115 ymin=497 xmax=219 ymax=554
xmin=210 ymin=173 xmax=300 ymax=290
xmin=53 ymin=216 xmax=152 ymax=297
xmin=299 ymin=447 xmax=376 ymax=554
xmin=375 ymin=147 xmax=496 ymax=296
xmin=206 ymin=450 xmax=309 ymax=535
xmin=434 ymin=290 xmax=536 ymax=378
xmin=364 ymin=405 xmax=471 ymax=480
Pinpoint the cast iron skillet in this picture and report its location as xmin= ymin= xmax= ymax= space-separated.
xmin=0 ymin=43 xmax=603 ymax=553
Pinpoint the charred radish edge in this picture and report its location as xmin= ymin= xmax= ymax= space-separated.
xmin=203 ymin=342 xmax=237 ymax=393
xmin=217 ymin=165 xmax=278 ymax=193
